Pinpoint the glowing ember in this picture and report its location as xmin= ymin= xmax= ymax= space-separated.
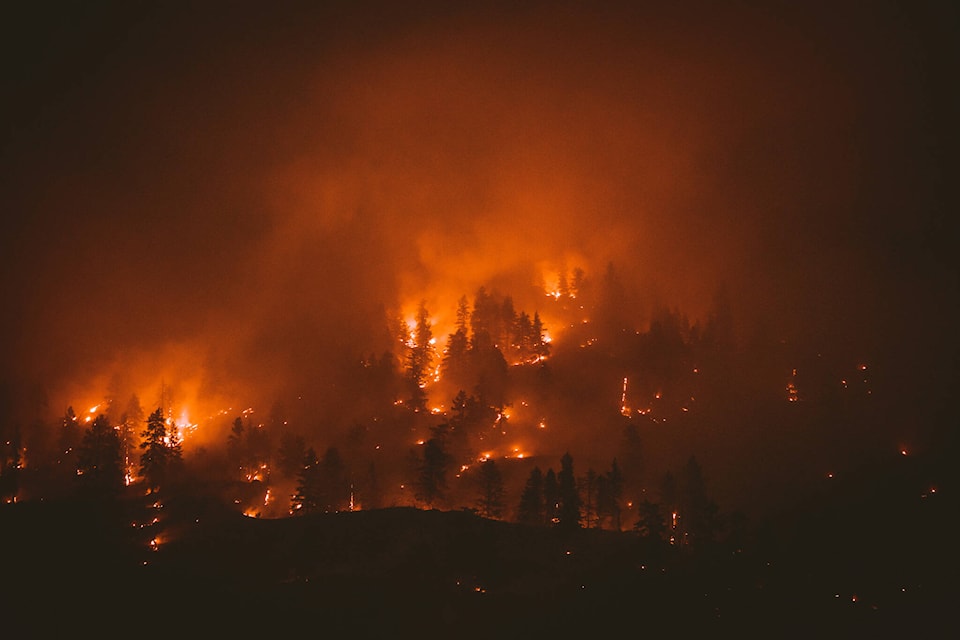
xmin=620 ymin=377 xmax=631 ymax=417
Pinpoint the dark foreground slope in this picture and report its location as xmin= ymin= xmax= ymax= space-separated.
xmin=2 ymin=449 xmax=956 ymax=639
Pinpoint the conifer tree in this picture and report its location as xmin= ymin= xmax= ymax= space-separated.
xmin=415 ymin=437 xmax=451 ymax=508
xmin=557 ymin=452 xmax=581 ymax=530
xmin=598 ymin=458 xmax=624 ymax=530
xmin=517 ymin=466 xmax=545 ymax=526
xmin=544 ymin=468 xmax=560 ymax=524
xmin=407 ymin=300 xmax=436 ymax=412
xmin=291 ymin=447 xmax=321 ymax=514
xmin=139 ymin=408 xmax=180 ymax=492
xmin=475 ymin=458 xmax=505 ymax=519
xmin=77 ymin=414 xmax=124 ymax=497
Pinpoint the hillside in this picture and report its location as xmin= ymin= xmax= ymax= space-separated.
xmin=3 ymin=442 xmax=955 ymax=639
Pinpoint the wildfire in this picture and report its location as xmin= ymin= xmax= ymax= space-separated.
xmin=620 ymin=377 xmax=630 ymax=417
xmin=787 ymin=368 xmax=799 ymax=401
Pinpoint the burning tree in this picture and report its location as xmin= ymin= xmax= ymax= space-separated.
xmin=227 ymin=416 xmax=273 ymax=482
xmin=406 ymin=300 xmax=436 ymax=412
xmin=441 ymin=296 xmax=471 ymax=391
xmin=118 ymin=394 xmax=144 ymax=485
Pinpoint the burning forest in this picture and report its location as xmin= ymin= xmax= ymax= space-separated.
xmin=1 ymin=0 xmax=956 ymax=635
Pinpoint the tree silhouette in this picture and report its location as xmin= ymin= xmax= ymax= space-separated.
xmin=517 ymin=466 xmax=545 ymax=526
xmin=291 ymin=447 xmax=321 ymax=514
xmin=634 ymin=499 xmax=667 ymax=541
xmin=678 ymin=455 xmax=721 ymax=549
xmin=407 ymin=300 xmax=436 ymax=412
xmin=475 ymin=458 xmax=505 ymax=519
xmin=544 ymin=468 xmax=560 ymax=524
xmin=556 ymin=452 xmax=582 ymax=530
xmin=318 ymin=446 xmax=349 ymax=512
xmin=532 ymin=312 xmax=550 ymax=362
xmin=580 ymin=468 xmax=599 ymax=528
xmin=360 ymin=461 xmax=383 ymax=510
xmin=442 ymin=296 xmax=471 ymax=389
xmin=77 ymin=414 xmax=124 ymax=497
xmin=58 ymin=406 xmax=82 ymax=470
xmin=415 ymin=437 xmax=451 ymax=508
xmin=659 ymin=470 xmax=679 ymax=544
xmin=571 ymin=267 xmax=585 ymax=299
xmin=470 ymin=286 xmax=496 ymax=352
xmin=227 ymin=417 xmax=248 ymax=480
xmin=513 ymin=311 xmax=534 ymax=363
xmin=139 ymin=408 xmax=181 ymax=493
xmin=118 ymin=394 xmax=143 ymax=485
xmin=276 ymin=431 xmax=307 ymax=479
xmin=598 ymin=458 xmax=624 ymax=530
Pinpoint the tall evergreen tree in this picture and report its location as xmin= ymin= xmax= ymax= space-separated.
xmin=139 ymin=408 xmax=181 ymax=492
xmin=415 ymin=437 xmax=451 ymax=508
xmin=318 ymin=446 xmax=349 ymax=512
xmin=659 ymin=470 xmax=679 ymax=543
xmin=77 ymin=414 xmax=124 ymax=497
xmin=634 ymin=499 xmax=667 ymax=541
xmin=679 ymin=455 xmax=719 ymax=548
xmin=532 ymin=312 xmax=550 ymax=362
xmin=291 ymin=447 xmax=321 ymax=514
xmin=119 ymin=394 xmax=144 ymax=485
xmin=276 ymin=431 xmax=307 ymax=479
xmin=581 ymin=468 xmax=599 ymax=529
xmin=557 ymin=452 xmax=581 ymax=530
xmin=598 ymin=458 xmax=624 ymax=530
xmin=407 ymin=300 xmax=436 ymax=412
xmin=58 ymin=406 xmax=82 ymax=466
xmin=570 ymin=267 xmax=585 ymax=299
xmin=497 ymin=296 xmax=517 ymax=350
xmin=557 ymin=268 xmax=570 ymax=298
xmin=227 ymin=416 xmax=248 ymax=480
xmin=475 ymin=458 xmax=505 ymax=519
xmin=470 ymin=287 xmax=496 ymax=352
xmin=544 ymin=468 xmax=560 ymax=524
xmin=361 ymin=461 xmax=383 ymax=510
xmin=517 ymin=466 xmax=545 ymax=526
xmin=513 ymin=311 xmax=534 ymax=363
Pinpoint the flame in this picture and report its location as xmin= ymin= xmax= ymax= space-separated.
xmin=620 ymin=377 xmax=630 ymax=417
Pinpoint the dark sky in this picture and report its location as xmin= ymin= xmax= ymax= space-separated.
xmin=2 ymin=1 xmax=956 ymax=434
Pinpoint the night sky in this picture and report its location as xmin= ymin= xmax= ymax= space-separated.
xmin=2 ymin=1 xmax=956 ymax=460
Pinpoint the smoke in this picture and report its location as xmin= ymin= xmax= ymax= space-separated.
xmin=2 ymin=0 xmax=954 ymax=466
